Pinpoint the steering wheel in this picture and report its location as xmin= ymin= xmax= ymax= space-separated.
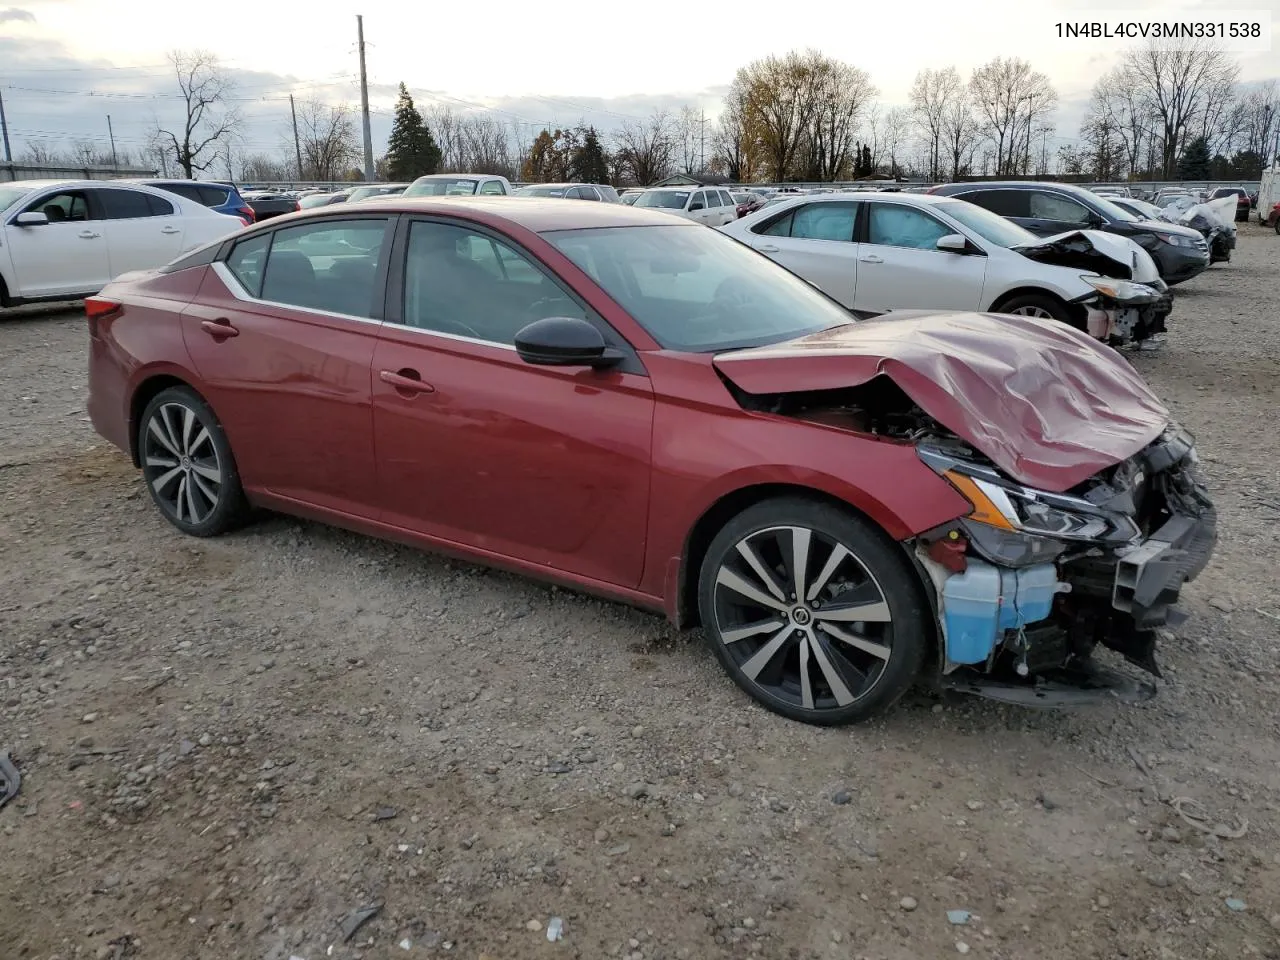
xmin=524 ymin=297 xmax=576 ymax=322
xmin=427 ymin=316 xmax=483 ymax=339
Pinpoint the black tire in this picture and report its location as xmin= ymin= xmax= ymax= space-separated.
xmin=994 ymin=292 xmax=1073 ymax=324
xmin=138 ymin=385 xmax=248 ymax=537
xmin=697 ymin=497 xmax=930 ymax=726
xmin=1274 ymin=218 xmax=1279 ymax=236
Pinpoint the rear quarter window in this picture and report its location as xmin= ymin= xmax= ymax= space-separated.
xmin=198 ymin=186 xmax=229 ymax=206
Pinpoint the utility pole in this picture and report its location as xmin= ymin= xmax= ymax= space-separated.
xmin=357 ymin=14 xmax=375 ymax=181
xmin=0 ymin=91 xmax=11 ymax=164
xmin=289 ymin=93 xmax=304 ymax=180
xmin=107 ymin=114 xmax=119 ymax=169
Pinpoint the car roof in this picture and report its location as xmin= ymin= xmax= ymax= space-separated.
xmin=766 ymin=191 xmax=958 ymax=208
xmin=307 ymin=195 xmax=695 ymax=232
xmin=411 ymin=173 xmax=499 ymax=181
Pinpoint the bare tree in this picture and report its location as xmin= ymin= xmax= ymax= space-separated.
xmin=803 ymin=54 xmax=877 ymax=180
xmin=458 ymin=114 xmax=513 ymax=176
xmin=1117 ymin=41 xmax=1240 ymax=178
xmin=20 ymin=141 xmax=62 ymax=165
xmin=291 ymin=100 xmax=358 ymax=181
xmin=154 ymin=50 xmax=240 ymax=179
xmin=615 ymin=111 xmax=675 ymax=185
xmin=675 ymin=105 xmax=704 ymax=174
xmin=712 ymin=86 xmax=752 ymax=182
xmin=878 ymin=107 xmax=911 ymax=178
xmin=240 ymin=153 xmax=287 ymax=182
xmin=939 ymin=90 xmax=979 ymax=179
xmin=1237 ymin=80 xmax=1280 ymax=166
xmin=969 ymin=57 xmax=1057 ymax=176
xmin=909 ymin=68 xmax=962 ymax=180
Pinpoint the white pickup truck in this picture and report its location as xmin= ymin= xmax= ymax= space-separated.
xmin=401 ymin=174 xmax=513 ymax=198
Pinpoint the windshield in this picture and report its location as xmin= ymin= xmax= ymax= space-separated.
xmin=403 ymin=177 xmax=480 ymax=197
xmin=1088 ymin=192 xmax=1139 ymax=222
xmin=635 ymin=190 xmax=689 ymax=210
xmin=0 ymin=185 xmax=34 ymax=213
xmin=934 ymin=199 xmax=1037 ymax=248
xmin=515 ymin=185 xmax=567 ymax=198
xmin=544 ymin=224 xmax=852 ymax=351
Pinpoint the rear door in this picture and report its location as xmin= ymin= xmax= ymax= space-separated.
xmin=747 ymin=201 xmax=859 ymax=305
xmin=3 ymin=188 xmax=109 ymax=298
xmin=181 ymin=216 xmax=392 ymax=515
xmin=92 ymin=186 xmax=185 ymax=277
xmin=852 ymin=200 xmax=986 ymax=313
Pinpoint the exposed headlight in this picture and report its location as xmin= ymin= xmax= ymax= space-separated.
xmin=1081 ymin=276 xmax=1159 ymax=302
xmin=918 ymin=448 xmax=1141 ymax=566
xmin=1151 ymin=232 xmax=1197 ymax=248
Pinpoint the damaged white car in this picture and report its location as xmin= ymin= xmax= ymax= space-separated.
xmin=720 ymin=192 xmax=1172 ymax=345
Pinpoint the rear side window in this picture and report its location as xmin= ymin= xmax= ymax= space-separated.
xmin=719 ymin=190 xmax=735 ymax=207
xmin=790 ymin=202 xmax=857 ymax=241
xmin=478 ymin=180 xmax=506 ymax=195
xmin=227 ymin=233 xmax=271 ymax=297
xmin=198 ymin=186 xmax=229 ymax=206
xmin=160 ymin=183 xmax=202 ymax=202
xmin=97 ymin=188 xmax=163 ymax=220
xmin=261 ymin=219 xmax=389 ymax=318
xmin=961 ymin=189 xmax=1029 ymax=218
xmin=146 ymin=194 xmax=175 ymax=216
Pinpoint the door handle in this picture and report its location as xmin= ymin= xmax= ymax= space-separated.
xmin=200 ymin=318 xmax=239 ymax=339
xmin=859 ymin=255 xmax=884 ymax=264
xmin=161 ymin=226 xmax=180 ymax=235
xmin=756 ymin=244 xmax=780 ymax=253
xmin=78 ymin=230 xmax=101 ymax=239
xmin=379 ymin=368 xmax=435 ymax=395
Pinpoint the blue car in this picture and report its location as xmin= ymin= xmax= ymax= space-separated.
xmin=135 ymin=179 xmax=256 ymax=225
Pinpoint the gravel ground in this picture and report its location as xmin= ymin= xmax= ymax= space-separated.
xmin=3 ymin=230 xmax=1280 ymax=960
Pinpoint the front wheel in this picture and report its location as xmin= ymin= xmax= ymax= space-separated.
xmin=996 ymin=293 xmax=1073 ymax=324
xmin=138 ymin=385 xmax=248 ymax=537
xmin=697 ymin=498 xmax=930 ymax=725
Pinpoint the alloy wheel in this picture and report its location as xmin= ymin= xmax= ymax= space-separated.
xmin=711 ymin=525 xmax=894 ymax=712
xmin=142 ymin=402 xmax=223 ymax=525
xmin=1008 ymin=305 xmax=1055 ymax=319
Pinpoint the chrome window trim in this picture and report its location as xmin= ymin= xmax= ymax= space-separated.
xmin=210 ymin=260 xmax=518 ymax=352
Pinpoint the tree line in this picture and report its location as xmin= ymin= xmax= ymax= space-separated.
xmin=18 ymin=45 xmax=1277 ymax=185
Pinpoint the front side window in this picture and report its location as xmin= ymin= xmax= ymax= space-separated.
xmin=401 ymin=221 xmax=588 ymax=344
xmin=789 ymin=202 xmax=857 ymax=241
xmin=97 ymin=188 xmax=164 ymax=220
xmin=865 ymin=204 xmax=951 ymax=249
xmin=544 ymin=224 xmax=851 ymax=352
xmin=1028 ymin=191 xmax=1093 ymax=224
xmin=689 ymin=192 xmax=707 ymax=210
xmin=26 ymin=190 xmax=91 ymax=223
xmin=258 ymin=219 xmax=388 ymax=318
xmin=478 ymin=179 xmax=506 ymax=195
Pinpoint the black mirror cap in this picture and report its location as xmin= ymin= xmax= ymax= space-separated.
xmin=514 ymin=316 xmax=622 ymax=368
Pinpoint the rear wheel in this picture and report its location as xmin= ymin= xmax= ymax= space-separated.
xmin=697 ymin=498 xmax=930 ymax=725
xmin=138 ymin=386 xmax=248 ymax=537
xmin=996 ymin=293 xmax=1073 ymax=324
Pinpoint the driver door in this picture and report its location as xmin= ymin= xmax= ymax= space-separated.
xmin=371 ymin=217 xmax=656 ymax=587
xmin=851 ymin=201 xmax=987 ymax=314
xmin=4 ymin=188 xmax=110 ymax=298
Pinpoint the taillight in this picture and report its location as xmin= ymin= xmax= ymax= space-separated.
xmin=293 ymin=201 xmax=301 ymax=212
xmin=85 ymin=296 xmax=122 ymax=339
xmin=236 ymin=205 xmax=256 ymax=225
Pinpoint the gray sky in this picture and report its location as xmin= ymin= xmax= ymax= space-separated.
xmin=1 ymin=0 xmax=1276 ymax=167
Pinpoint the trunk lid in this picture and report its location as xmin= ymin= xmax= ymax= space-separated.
xmin=713 ymin=311 xmax=1169 ymax=493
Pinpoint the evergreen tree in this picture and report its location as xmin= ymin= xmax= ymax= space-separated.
xmin=570 ymin=126 xmax=610 ymax=184
xmin=1176 ymin=136 xmax=1210 ymax=181
xmin=385 ymin=83 xmax=441 ymax=180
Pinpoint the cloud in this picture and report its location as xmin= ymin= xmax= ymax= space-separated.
xmin=0 ymin=7 xmax=36 ymax=21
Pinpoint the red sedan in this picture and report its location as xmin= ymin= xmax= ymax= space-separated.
xmin=86 ymin=198 xmax=1216 ymax=724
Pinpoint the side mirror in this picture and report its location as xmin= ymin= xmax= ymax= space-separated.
xmin=1086 ymin=213 xmax=1106 ymax=228
xmin=689 ymin=202 xmax=704 ymax=211
xmin=14 ymin=211 xmax=49 ymax=226
xmin=514 ymin=316 xmax=622 ymax=369
xmin=936 ymin=233 xmax=968 ymax=253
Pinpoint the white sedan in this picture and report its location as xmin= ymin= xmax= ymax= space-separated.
xmin=719 ymin=192 xmax=1171 ymax=342
xmin=0 ymin=179 xmax=245 ymax=307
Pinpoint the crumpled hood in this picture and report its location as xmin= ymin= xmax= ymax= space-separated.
xmin=714 ymin=311 xmax=1170 ymax=493
xmin=1011 ymin=228 xmax=1158 ymax=283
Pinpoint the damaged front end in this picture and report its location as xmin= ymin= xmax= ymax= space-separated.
xmin=915 ymin=425 xmax=1216 ymax=706
xmin=1013 ymin=230 xmax=1172 ymax=345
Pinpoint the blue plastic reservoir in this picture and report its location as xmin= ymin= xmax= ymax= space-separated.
xmin=941 ymin=561 xmax=1060 ymax=664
